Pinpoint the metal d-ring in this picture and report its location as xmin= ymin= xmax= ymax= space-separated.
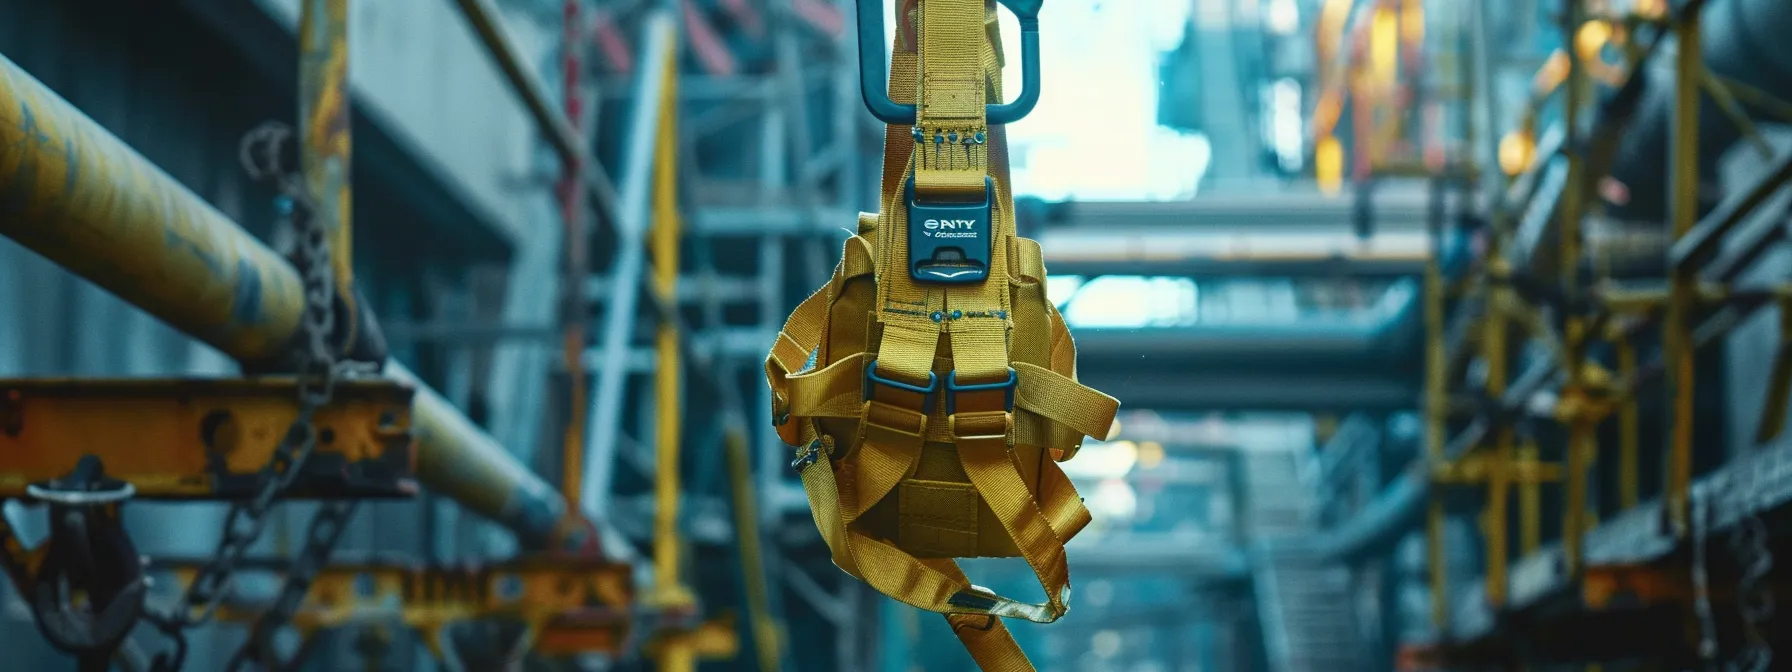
xmin=855 ymin=0 xmax=1043 ymax=125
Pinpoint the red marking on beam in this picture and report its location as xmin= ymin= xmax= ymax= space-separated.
xmin=720 ymin=0 xmax=766 ymax=39
xmin=591 ymin=11 xmax=634 ymax=74
xmin=792 ymin=0 xmax=845 ymax=37
xmin=683 ymin=0 xmax=739 ymax=77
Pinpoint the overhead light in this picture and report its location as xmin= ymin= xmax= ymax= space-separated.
xmin=1266 ymin=0 xmax=1299 ymax=35
xmin=1498 ymin=129 xmax=1536 ymax=177
xmin=1062 ymin=440 xmax=1138 ymax=479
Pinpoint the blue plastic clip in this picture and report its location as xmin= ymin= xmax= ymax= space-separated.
xmin=906 ymin=176 xmax=994 ymax=284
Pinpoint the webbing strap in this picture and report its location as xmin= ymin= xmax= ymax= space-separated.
xmin=792 ymin=436 xmax=1074 ymax=625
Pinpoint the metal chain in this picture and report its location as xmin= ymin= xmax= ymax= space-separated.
xmin=145 ymin=122 xmax=354 ymax=672
xmin=1731 ymin=456 xmax=1775 ymax=672
xmin=1692 ymin=487 xmax=1720 ymax=670
xmin=223 ymin=499 xmax=359 ymax=671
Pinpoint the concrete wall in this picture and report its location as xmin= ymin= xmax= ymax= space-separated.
xmin=255 ymin=0 xmax=559 ymax=246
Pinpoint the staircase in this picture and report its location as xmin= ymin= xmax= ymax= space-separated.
xmin=1254 ymin=545 xmax=1363 ymax=672
xmin=1240 ymin=446 xmax=1365 ymax=672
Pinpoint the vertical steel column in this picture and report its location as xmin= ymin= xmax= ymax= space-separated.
xmin=1423 ymin=184 xmax=1449 ymax=630
xmin=1484 ymin=252 xmax=1513 ymax=606
xmin=299 ymin=0 xmax=354 ymax=313
xmin=1618 ymin=338 xmax=1640 ymax=509
xmin=1560 ymin=0 xmax=1595 ymax=575
xmin=648 ymin=48 xmax=694 ymax=672
xmin=585 ymin=12 xmax=679 ymax=515
xmin=1664 ymin=2 xmax=1704 ymax=537
xmin=558 ymin=0 xmax=591 ymax=511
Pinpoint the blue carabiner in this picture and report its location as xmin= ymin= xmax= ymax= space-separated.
xmin=856 ymin=0 xmax=1043 ymax=126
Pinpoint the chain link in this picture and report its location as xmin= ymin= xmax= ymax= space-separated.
xmin=1692 ymin=487 xmax=1720 ymax=670
xmin=146 ymin=122 xmax=358 ymax=672
xmin=1731 ymin=455 xmax=1775 ymax=672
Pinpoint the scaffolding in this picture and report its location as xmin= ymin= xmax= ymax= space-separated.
xmin=1315 ymin=0 xmax=1792 ymax=667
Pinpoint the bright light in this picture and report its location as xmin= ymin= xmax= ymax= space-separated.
xmin=1088 ymin=478 xmax=1138 ymax=521
xmin=1092 ymin=630 xmax=1124 ymax=658
xmin=1370 ymin=7 xmax=1399 ymax=82
xmin=1576 ymin=20 xmax=1613 ymax=63
xmin=1270 ymin=78 xmax=1305 ymax=172
xmin=1000 ymin=0 xmax=1211 ymax=200
xmin=1266 ymin=0 xmax=1299 ymax=34
xmin=1062 ymin=440 xmax=1138 ymax=480
xmin=1399 ymin=0 xmax=1424 ymax=48
xmin=1045 ymin=275 xmax=1084 ymax=307
xmin=1137 ymin=441 xmax=1166 ymax=470
xmin=1061 ymin=276 xmax=1200 ymax=328
xmin=1498 ymin=129 xmax=1536 ymax=176
xmin=1534 ymin=50 xmax=1570 ymax=96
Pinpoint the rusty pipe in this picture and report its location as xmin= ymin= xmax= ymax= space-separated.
xmin=0 ymin=51 xmax=564 ymax=546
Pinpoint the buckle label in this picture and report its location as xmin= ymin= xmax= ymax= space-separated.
xmin=907 ymin=177 xmax=993 ymax=283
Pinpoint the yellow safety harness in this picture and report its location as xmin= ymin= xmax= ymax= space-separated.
xmin=764 ymin=1 xmax=1117 ymax=668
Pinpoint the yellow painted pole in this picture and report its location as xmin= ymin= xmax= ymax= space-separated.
xmin=558 ymin=0 xmax=590 ymax=510
xmin=1518 ymin=441 xmax=1542 ymax=554
xmin=648 ymin=52 xmax=695 ymax=672
xmin=1664 ymin=2 xmax=1703 ymax=537
xmin=298 ymin=0 xmax=356 ymax=330
xmin=1559 ymin=0 xmax=1595 ymax=576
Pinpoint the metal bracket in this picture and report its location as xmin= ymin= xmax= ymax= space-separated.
xmin=155 ymin=555 xmax=646 ymax=661
xmin=0 ymin=378 xmax=417 ymax=499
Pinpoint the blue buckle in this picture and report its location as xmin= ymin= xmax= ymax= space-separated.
xmin=907 ymin=177 xmax=994 ymax=284
xmin=864 ymin=360 xmax=939 ymax=410
xmin=946 ymin=368 xmax=1018 ymax=416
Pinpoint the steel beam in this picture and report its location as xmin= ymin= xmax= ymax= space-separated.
xmin=0 ymin=52 xmax=564 ymax=545
xmin=0 ymin=378 xmax=414 ymax=499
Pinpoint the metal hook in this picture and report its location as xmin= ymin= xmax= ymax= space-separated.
xmin=855 ymin=0 xmax=1043 ymax=125
xmin=26 ymin=456 xmax=147 ymax=662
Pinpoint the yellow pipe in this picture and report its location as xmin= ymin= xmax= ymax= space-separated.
xmin=1665 ymin=3 xmax=1702 ymax=537
xmin=299 ymin=0 xmax=356 ymax=325
xmin=0 ymin=52 xmax=566 ymax=545
xmin=648 ymin=51 xmax=695 ymax=672
xmin=0 ymin=52 xmax=303 ymax=363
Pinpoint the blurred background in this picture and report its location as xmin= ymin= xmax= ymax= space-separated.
xmin=3 ymin=0 xmax=1789 ymax=670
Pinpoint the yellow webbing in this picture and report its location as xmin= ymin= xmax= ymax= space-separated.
xmin=764 ymin=2 xmax=1119 ymax=669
